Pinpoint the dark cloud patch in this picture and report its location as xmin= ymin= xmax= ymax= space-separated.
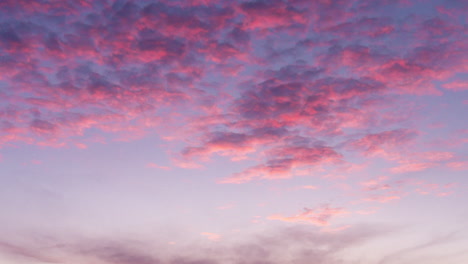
xmin=44 ymin=33 xmax=62 ymax=52
xmin=110 ymin=1 xmax=141 ymax=25
xmin=327 ymin=16 xmax=395 ymax=38
xmin=264 ymin=64 xmax=323 ymax=82
xmin=239 ymin=0 xmax=307 ymax=31
xmin=30 ymin=119 xmax=57 ymax=133
xmin=137 ymin=37 xmax=184 ymax=54
xmin=141 ymin=2 xmax=233 ymax=36
xmin=0 ymin=27 xmax=22 ymax=46
xmin=62 ymin=33 xmax=97 ymax=54
xmin=421 ymin=17 xmax=457 ymax=38
xmin=235 ymin=80 xmax=305 ymax=120
xmin=87 ymin=73 xmax=122 ymax=97
xmin=227 ymin=24 xmax=250 ymax=47
xmin=208 ymin=131 xmax=248 ymax=145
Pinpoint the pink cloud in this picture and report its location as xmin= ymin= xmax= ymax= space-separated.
xmin=350 ymin=129 xmax=417 ymax=156
xmin=356 ymin=175 xmax=409 ymax=204
xmin=418 ymin=151 xmax=455 ymax=161
xmin=301 ymin=185 xmax=318 ymax=190
xmin=356 ymin=207 xmax=379 ymax=215
xmin=220 ymin=145 xmax=342 ymax=183
xmin=239 ymin=0 xmax=307 ymax=31
xmin=360 ymin=176 xmax=391 ymax=191
xmin=200 ymin=232 xmax=221 ymax=241
xmin=30 ymin=159 xmax=42 ymax=165
xmin=321 ymin=225 xmax=352 ymax=233
xmin=363 ymin=195 xmax=401 ymax=203
xmin=268 ymin=204 xmax=349 ymax=226
xmin=0 ymin=1 xmax=465 ymax=263
xmin=29 ymin=119 xmax=57 ymax=135
xmin=383 ymin=151 xmax=457 ymax=174
xmin=443 ymin=80 xmax=468 ymax=91
xmin=326 ymin=17 xmax=395 ymax=38
xmin=146 ymin=162 xmax=170 ymax=170
xmin=413 ymin=181 xmax=457 ymax=197
xmin=180 ymin=131 xmax=257 ymax=162
xmin=390 ymin=162 xmax=435 ymax=174
xmin=75 ymin=143 xmax=87 ymax=149
xmin=217 ymin=203 xmax=236 ymax=210
xmin=0 ymin=0 xmax=464 ymax=237
xmin=446 ymin=161 xmax=468 ymax=171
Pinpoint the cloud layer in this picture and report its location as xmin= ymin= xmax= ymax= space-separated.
xmin=0 ymin=1 xmax=467 ymax=263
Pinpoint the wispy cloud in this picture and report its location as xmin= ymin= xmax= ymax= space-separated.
xmin=268 ymin=204 xmax=349 ymax=226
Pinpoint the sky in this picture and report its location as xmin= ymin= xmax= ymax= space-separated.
xmin=0 ymin=0 xmax=467 ymax=263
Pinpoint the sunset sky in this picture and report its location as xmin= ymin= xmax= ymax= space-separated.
xmin=0 ymin=0 xmax=467 ymax=263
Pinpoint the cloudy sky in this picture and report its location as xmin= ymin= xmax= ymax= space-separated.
xmin=0 ymin=0 xmax=467 ymax=263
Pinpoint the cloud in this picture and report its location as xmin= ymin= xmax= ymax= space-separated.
xmin=239 ymin=0 xmax=307 ymax=31
xmin=363 ymin=195 xmax=401 ymax=203
xmin=390 ymin=162 xmax=435 ymax=174
xmin=349 ymin=129 xmax=417 ymax=156
xmin=358 ymin=176 xmax=406 ymax=203
xmin=377 ymin=231 xmax=464 ymax=264
xmin=29 ymin=119 xmax=57 ymax=135
xmin=446 ymin=161 xmax=468 ymax=171
xmin=301 ymin=185 xmax=318 ymax=190
xmin=1 ymin=0 xmax=464 ymax=179
xmin=413 ymin=181 xmax=456 ymax=197
xmin=74 ymin=241 xmax=162 ymax=264
xmin=220 ymin=145 xmax=342 ymax=183
xmin=442 ymin=80 xmax=468 ymax=91
xmin=0 ymin=224 xmax=394 ymax=264
xmin=360 ymin=176 xmax=391 ymax=191
xmin=200 ymin=232 xmax=221 ymax=241
xmin=0 ymin=2 xmax=465 ymax=247
xmin=268 ymin=204 xmax=349 ymax=226
xmin=0 ymin=241 xmax=59 ymax=263
xmin=0 ymin=1 xmax=466 ymax=263
xmin=146 ymin=162 xmax=170 ymax=170
xmin=326 ymin=17 xmax=395 ymax=38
